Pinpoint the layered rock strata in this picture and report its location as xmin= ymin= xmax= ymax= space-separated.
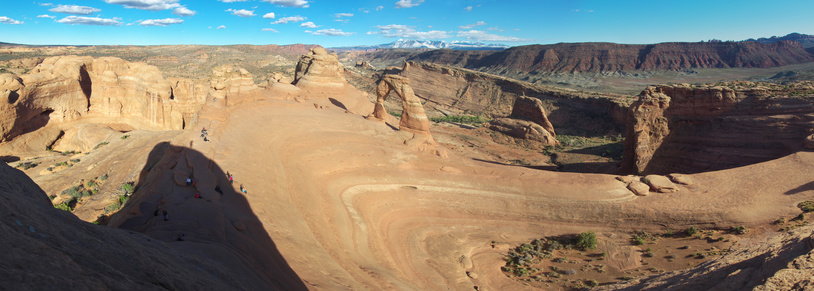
xmin=621 ymin=82 xmax=814 ymax=174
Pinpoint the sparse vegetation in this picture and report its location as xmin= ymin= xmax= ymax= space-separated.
xmin=93 ymin=141 xmax=109 ymax=150
xmin=798 ymin=201 xmax=814 ymax=213
xmin=15 ymin=161 xmax=39 ymax=170
xmin=686 ymin=226 xmax=699 ymax=236
xmin=575 ymin=231 xmax=598 ymax=250
xmin=121 ymin=135 xmax=130 ymax=139
xmin=54 ymin=202 xmax=73 ymax=212
xmin=430 ymin=115 xmax=489 ymax=125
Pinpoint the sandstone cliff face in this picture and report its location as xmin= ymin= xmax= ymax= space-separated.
xmin=362 ymin=41 xmax=814 ymax=74
xmin=399 ymin=61 xmax=631 ymax=136
xmin=0 ymin=56 xmax=206 ymax=142
xmin=293 ymin=47 xmax=345 ymax=90
xmin=621 ymin=81 xmax=814 ymax=174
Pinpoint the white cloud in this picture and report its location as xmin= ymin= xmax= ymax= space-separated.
xmin=457 ymin=30 xmax=531 ymax=42
xmin=0 ymin=16 xmax=23 ymax=24
xmin=262 ymin=28 xmax=278 ymax=32
xmin=334 ymin=13 xmax=353 ymax=18
xmin=227 ymin=9 xmax=255 ymax=17
xmin=139 ymin=18 xmax=183 ymax=26
xmin=263 ymin=12 xmax=275 ymax=19
xmin=49 ymin=5 xmax=101 ymax=15
xmin=262 ymin=0 xmax=309 ymax=8
xmin=300 ymin=21 xmax=318 ymax=28
xmin=487 ymin=26 xmax=501 ymax=31
xmin=459 ymin=21 xmax=486 ymax=29
xmin=376 ymin=5 xmax=384 ymax=11
xmin=368 ymin=24 xmax=449 ymax=39
xmin=270 ymin=15 xmax=305 ymax=24
xmin=37 ymin=14 xmax=57 ymax=19
xmin=103 ymin=0 xmax=181 ymax=11
xmin=218 ymin=0 xmax=246 ymax=2
xmin=310 ymin=28 xmax=353 ymax=36
xmin=395 ymin=0 xmax=423 ymax=8
xmin=56 ymin=16 xmax=122 ymax=26
xmin=217 ymin=25 xmax=226 ymax=29
xmin=173 ymin=7 xmax=195 ymax=16
xmin=39 ymin=3 xmax=54 ymax=6
xmin=464 ymin=6 xmax=472 ymax=12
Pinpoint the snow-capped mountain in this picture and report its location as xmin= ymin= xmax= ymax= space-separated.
xmin=331 ymin=39 xmax=509 ymax=51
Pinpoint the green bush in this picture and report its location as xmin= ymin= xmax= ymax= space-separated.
xmin=575 ymin=231 xmax=597 ymax=250
xmin=99 ymin=174 xmax=108 ymax=181
xmin=686 ymin=226 xmax=699 ymax=236
xmin=120 ymin=182 xmax=135 ymax=195
xmin=86 ymin=180 xmax=96 ymax=188
xmin=121 ymin=135 xmax=129 ymax=139
xmin=54 ymin=202 xmax=73 ymax=212
xmin=429 ymin=115 xmax=489 ymax=124
xmin=798 ymin=201 xmax=814 ymax=213
xmin=93 ymin=141 xmax=109 ymax=150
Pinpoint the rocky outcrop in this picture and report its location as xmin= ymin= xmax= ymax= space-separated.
xmin=293 ymin=47 xmax=345 ymax=90
xmin=369 ymin=74 xmax=431 ymax=134
xmin=209 ymin=64 xmax=260 ymax=106
xmin=621 ymin=81 xmax=814 ymax=174
xmin=398 ymin=61 xmax=631 ymax=137
xmin=488 ymin=118 xmax=558 ymax=146
xmin=511 ymin=95 xmax=557 ymax=138
xmin=0 ymin=56 xmax=205 ymax=142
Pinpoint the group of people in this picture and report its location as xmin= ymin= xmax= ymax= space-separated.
xmin=227 ymin=171 xmax=247 ymax=194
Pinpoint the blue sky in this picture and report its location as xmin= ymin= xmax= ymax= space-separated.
xmin=1 ymin=0 xmax=813 ymax=47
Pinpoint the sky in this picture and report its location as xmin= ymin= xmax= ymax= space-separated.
xmin=1 ymin=0 xmax=813 ymax=47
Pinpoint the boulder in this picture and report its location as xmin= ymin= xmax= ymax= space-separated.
xmin=668 ymin=173 xmax=694 ymax=185
xmin=488 ymin=118 xmax=558 ymax=146
xmin=644 ymin=175 xmax=678 ymax=193
xmin=805 ymin=134 xmax=814 ymax=149
xmin=628 ymin=181 xmax=650 ymax=196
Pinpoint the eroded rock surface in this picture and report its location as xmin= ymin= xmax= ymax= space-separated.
xmin=370 ymin=74 xmax=431 ymax=134
xmin=293 ymin=47 xmax=345 ymax=90
xmin=621 ymin=82 xmax=814 ymax=174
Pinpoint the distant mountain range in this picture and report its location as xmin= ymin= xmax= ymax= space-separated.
xmin=330 ymin=39 xmax=508 ymax=51
xmin=743 ymin=32 xmax=814 ymax=48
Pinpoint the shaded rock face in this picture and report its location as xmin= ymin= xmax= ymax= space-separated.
xmin=370 ymin=74 xmax=431 ymax=134
xmin=399 ymin=61 xmax=630 ymax=137
xmin=0 ymin=56 xmax=204 ymax=142
xmin=621 ymin=82 xmax=814 ymax=174
xmin=293 ymin=47 xmax=345 ymax=90
xmin=0 ymin=162 xmax=270 ymax=290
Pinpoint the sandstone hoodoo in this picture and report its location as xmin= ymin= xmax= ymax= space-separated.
xmin=621 ymin=81 xmax=814 ymax=174
xmin=487 ymin=95 xmax=560 ymax=146
xmin=293 ymin=47 xmax=345 ymax=90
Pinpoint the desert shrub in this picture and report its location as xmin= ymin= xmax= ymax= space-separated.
xmin=575 ymin=231 xmax=597 ymax=250
xmin=798 ymin=201 xmax=814 ymax=213
xmin=121 ymin=182 xmax=135 ymax=195
xmin=104 ymin=194 xmax=130 ymax=213
xmin=686 ymin=226 xmax=699 ymax=236
xmin=731 ymin=226 xmax=748 ymax=235
xmin=16 ymin=162 xmax=39 ymax=170
xmin=62 ymin=186 xmax=81 ymax=199
xmin=586 ymin=280 xmax=599 ymax=287
xmin=53 ymin=161 xmax=68 ymax=167
xmin=564 ymin=269 xmax=577 ymax=275
xmin=121 ymin=135 xmax=129 ymax=139
xmin=388 ymin=111 xmax=402 ymax=117
xmin=93 ymin=141 xmax=109 ymax=149
xmin=86 ymin=180 xmax=96 ymax=188
xmin=429 ymin=115 xmax=489 ymax=124
xmin=99 ymin=174 xmax=108 ymax=181
xmin=513 ymin=267 xmax=530 ymax=277
xmin=54 ymin=202 xmax=73 ymax=212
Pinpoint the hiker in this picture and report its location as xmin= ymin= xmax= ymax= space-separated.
xmin=229 ymin=174 xmax=234 ymax=184
xmin=194 ymin=192 xmax=202 ymax=199
xmin=240 ymin=184 xmax=247 ymax=194
xmin=226 ymin=171 xmax=230 ymax=178
xmin=202 ymin=127 xmax=207 ymax=134
xmin=162 ymin=210 xmax=168 ymax=221
xmin=204 ymin=136 xmax=209 ymax=142
xmin=186 ymin=178 xmax=192 ymax=186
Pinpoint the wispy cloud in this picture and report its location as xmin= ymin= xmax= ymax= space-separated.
xmin=103 ymin=0 xmax=181 ymax=11
xmin=37 ymin=14 xmax=57 ymax=19
xmin=56 ymin=16 xmax=122 ymax=26
xmin=262 ymin=0 xmax=309 ymax=8
xmin=376 ymin=5 xmax=384 ymax=11
xmin=335 ymin=13 xmax=353 ymax=18
xmin=218 ymin=0 xmax=246 ymax=2
xmin=217 ymin=25 xmax=226 ymax=29
xmin=457 ymin=30 xmax=531 ymax=42
xmin=0 ymin=16 xmax=23 ymax=24
xmin=300 ymin=21 xmax=318 ymax=28
xmin=49 ymin=5 xmax=101 ymax=15
xmin=39 ymin=3 xmax=54 ymax=6
xmin=139 ymin=18 xmax=183 ymax=26
xmin=368 ymin=24 xmax=449 ymax=39
xmin=262 ymin=28 xmax=278 ymax=32
xmin=395 ymin=0 xmax=423 ymax=9
xmin=309 ymin=28 xmax=353 ymax=36
xmin=464 ymin=5 xmax=481 ymax=12
xmin=227 ymin=9 xmax=255 ymax=17
xmin=263 ymin=12 xmax=275 ymax=19
xmin=173 ymin=7 xmax=195 ymax=16
xmin=459 ymin=21 xmax=485 ymax=29
xmin=271 ymin=15 xmax=305 ymax=24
